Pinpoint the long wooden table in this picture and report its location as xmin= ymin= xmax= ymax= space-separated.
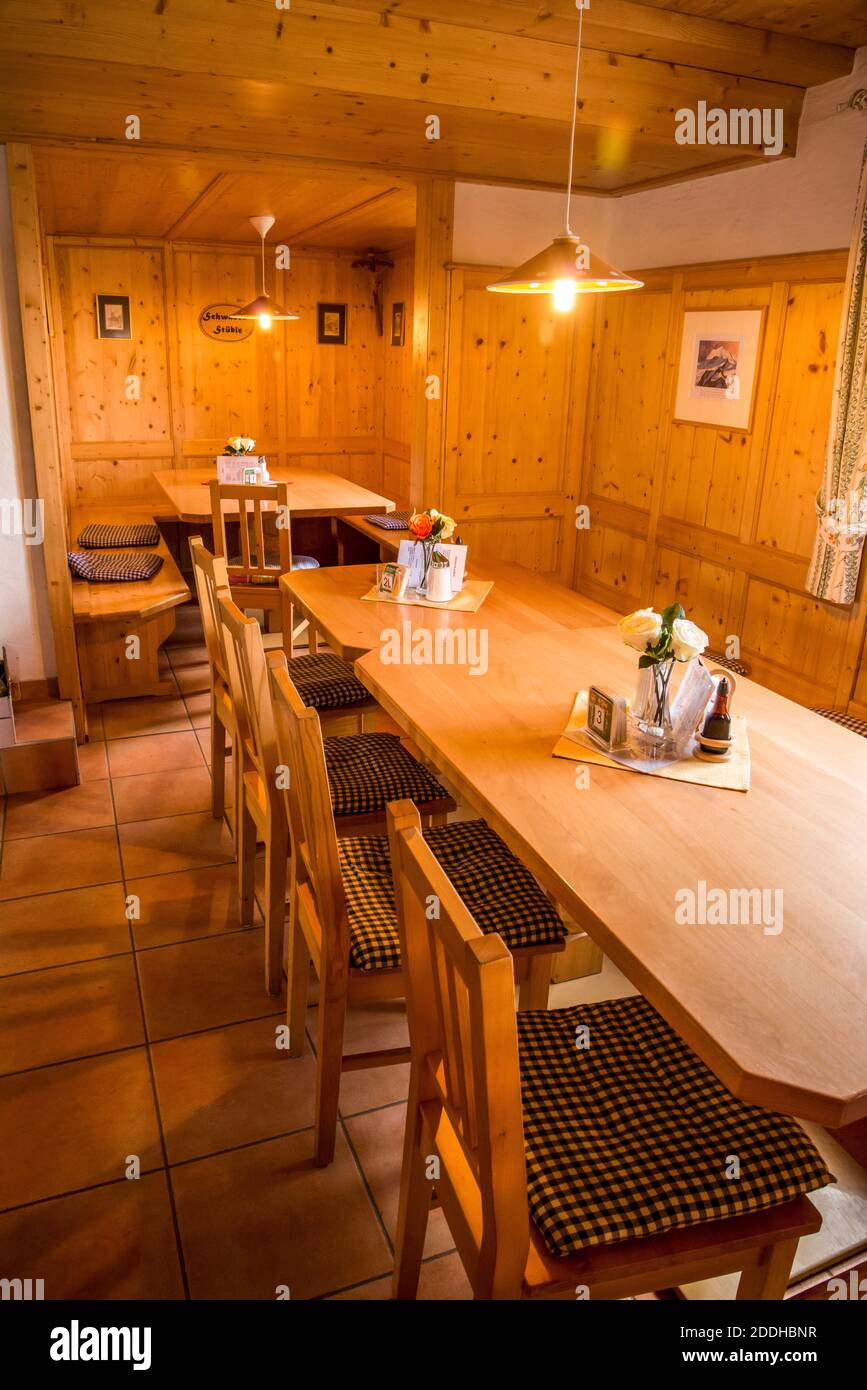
xmin=281 ymin=560 xmax=618 ymax=662
xmin=355 ymin=624 xmax=867 ymax=1129
xmin=154 ymin=465 xmax=395 ymax=524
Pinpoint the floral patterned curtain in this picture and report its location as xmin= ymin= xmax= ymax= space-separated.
xmin=806 ymin=139 xmax=867 ymax=606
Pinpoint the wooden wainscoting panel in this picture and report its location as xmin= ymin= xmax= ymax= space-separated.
xmin=580 ymin=525 xmax=647 ymax=614
xmin=755 ymin=280 xmax=845 ymax=560
xmin=651 ymin=548 xmax=737 ymax=653
xmin=586 ymin=290 xmax=673 ymax=512
xmin=741 ymin=578 xmax=853 ymax=699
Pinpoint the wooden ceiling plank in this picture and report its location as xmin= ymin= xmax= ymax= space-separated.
xmin=162 ymin=170 xmax=237 ymax=240
xmin=308 ymin=0 xmax=855 ymax=84
xmin=0 ymin=3 xmax=810 ymax=134
xmin=636 ymin=1 xmax=867 ymax=51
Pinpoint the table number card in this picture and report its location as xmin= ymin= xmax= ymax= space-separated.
xmin=586 ymin=686 xmax=629 ymax=751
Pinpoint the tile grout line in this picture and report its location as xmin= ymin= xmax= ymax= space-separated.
xmin=104 ymin=764 xmax=193 ymax=1302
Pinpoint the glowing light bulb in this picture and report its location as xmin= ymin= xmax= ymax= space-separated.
xmin=552 ymin=279 xmax=577 ymax=312
xmin=258 ymin=311 xmax=273 ymax=330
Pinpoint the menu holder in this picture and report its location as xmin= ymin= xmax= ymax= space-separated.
xmin=397 ymin=540 xmax=467 ymax=593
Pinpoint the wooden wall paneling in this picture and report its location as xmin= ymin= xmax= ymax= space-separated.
xmin=6 ymin=144 xmax=85 ymax=737
xmin=638 ymin=276 xmax=685 ymax=602
xmin=441 ymin=265 xmax=589 ymax=574
xmin=382 ymin=243 xmax=414 ymax=503
xmin=411 ymin=177 xmax=454 ymax=507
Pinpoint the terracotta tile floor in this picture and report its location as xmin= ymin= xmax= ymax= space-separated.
xmin=0 ymin=614 xmax=466 ymax=1299
xmin=2 ymin=607 xmax=863 ymax=1300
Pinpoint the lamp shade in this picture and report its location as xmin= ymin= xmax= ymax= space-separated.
xmin=487 ymin=235 xmax=643 ymax=296
xmin=231 ymin=294 xmax=298 ymax=321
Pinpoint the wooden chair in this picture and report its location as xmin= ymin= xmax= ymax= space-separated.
xmin=388 ymin=816 xmax=830 ymax=1301
xmin=189 ymin=537 xmax=239 ymax=838
xmin=220 ymin=599 xmax=455 ymax=996
xmin=269 ymin=655 xmax=567 ymax=1166
xmin=209 ymin=479 xmax=316 ymax=652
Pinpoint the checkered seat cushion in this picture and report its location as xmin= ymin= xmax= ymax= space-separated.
xmin=324 ymin=733 xmax=450 ymax=819
xmin=517 ymin=996 xmax=832 ymax=1257
xmin=288 ymin=652 xmax=370 ymax=712
xmin=338 ymin=818 xmax=567 ymax=971
xmin=228 ymin=551 xmax=319 ymax=583
xmin=68 ymin=550 xmax=164 ymax=582
xmin=77 ymin=521 xmax=160 ymax=549
xmin=704 ymin=651 xmax=750 ymax=678
xmin=812 ymin=707 xmax=867 ymax=738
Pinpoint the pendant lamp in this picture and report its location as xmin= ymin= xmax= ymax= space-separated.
xmin=487 ymin=8 xmax=642 ymax=309
xmin=231 ymin=215 xmax=299 ymax=328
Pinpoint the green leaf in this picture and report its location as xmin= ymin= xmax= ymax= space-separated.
xmin=661 ymin=601 xmax=685 ymax=631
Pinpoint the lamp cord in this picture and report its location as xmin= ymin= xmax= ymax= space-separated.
xmin=565 ymin=5 xmax=585 ymax=238
xmin=260 ymin=233 xmax=266 ymax=295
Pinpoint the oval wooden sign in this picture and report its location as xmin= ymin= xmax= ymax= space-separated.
xmin=198 ymin=304 xmax=254 ymax=341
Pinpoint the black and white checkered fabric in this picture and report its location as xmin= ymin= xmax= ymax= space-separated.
xmin=339 ymin=818 xmax=567 ymax=972
xmin=77 ymin=521 xmax=160 ymax=549
xmin=68 ymin=550 xmax=164 ymax=583
xmin=812 ymin=707 xmax=867 ymax=738
xmin=704 ymin=651 xmax=750 ymax=677
xmin=364 ymin=511 xmax=411 ymax=531
xmin=289 ymin=652 xmax=370 ymax=712
xmin=517 ymin=996 xmax=832 ymax=1256
xmin=325 ymin=733 xmax=449 ymax=818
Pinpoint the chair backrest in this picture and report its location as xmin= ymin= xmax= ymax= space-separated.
xmin=388 ymin=815 xmax=530 ymax=1298
xmin=269 ymin=652 xmax=350 ymax=966
xmin=189 ymin=535 xmax=231 ymax=682
xmin=218 ymin=593 xmax=281 ymax=793
xmin=209 ymin=480 xmax=293 ymax=587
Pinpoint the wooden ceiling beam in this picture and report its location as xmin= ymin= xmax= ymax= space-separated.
xmin=0 ymin=57 xmax=787 ymax=195
xmin=162 ymin=171 xmax=235 ymax=240
xmin=0 ymin=3 xmax=808 ymax=134
xmin=308 ymin=0 xmax=855 ymax=85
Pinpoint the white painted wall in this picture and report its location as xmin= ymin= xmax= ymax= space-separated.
xmin=0 ymin=146 xmax=56 ymax=684
xmin=454 ymin=49 xmax=867 ymax=272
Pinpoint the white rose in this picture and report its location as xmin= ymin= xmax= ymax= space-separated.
xmin=671 ymin=617 xmax=708 ymax=662
xmin=618 ymin=608 xmax=662 ymax=654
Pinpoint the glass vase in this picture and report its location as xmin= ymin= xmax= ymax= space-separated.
xmin=633 ymin=657 xmax=677 ymax=758
xmin=415 ymin=538 xmax=435 ymax=593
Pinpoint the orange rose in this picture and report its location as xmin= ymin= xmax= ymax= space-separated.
xmin=408 ymin=512 xmax=432 ymax=539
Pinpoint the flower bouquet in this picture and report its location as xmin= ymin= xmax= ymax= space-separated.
xmin=408 ymin=507 xmax=456 ymax=592
xmin=223 ymin=436 xmax=257 ymax=456
xmin=618 ymin=602 xmax=708 ymax=756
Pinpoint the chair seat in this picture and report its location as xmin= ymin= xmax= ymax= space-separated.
xmin=338 ymin=818 xmax=568 ymax=972
xmin=812 ymin=707 xmax=867 ymax=738
xmin=516 ymin=996 xmax=832 ymax=1258
xmin=227 ymin=552 xmax=320 ymax=579
xmin=324 ymin=732 xmax=451 ymax=818
xmin=289 ymin=652 xmax=371 ymax=712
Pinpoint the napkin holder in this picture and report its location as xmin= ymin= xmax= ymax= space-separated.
xmin=217 ymin=454 xmax=270 ymax=485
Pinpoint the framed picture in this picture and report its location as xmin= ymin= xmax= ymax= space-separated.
xmin=317 ymin=302 xmax=347 ymax=345
xmin=674 ymin=308 xmax=764 ymax=430
xmin=391 ymin=301 xmax=405 ymax=346
xmin=95 ymin=294 xmax=132 ymax=340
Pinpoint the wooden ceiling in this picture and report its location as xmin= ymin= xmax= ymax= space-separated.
xmin=34 ymin=148 xmax=417 ymax=248
xmin=1 ymin=2 xmax=863 ymax=194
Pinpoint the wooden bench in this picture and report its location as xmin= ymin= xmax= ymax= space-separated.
xmin=70 ymin=507 xmax=190 ymax=703
xmin=331 ymin=513 xmax=408 ymax=563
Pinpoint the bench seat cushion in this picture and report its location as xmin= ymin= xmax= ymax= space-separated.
xmin=517 ymin=996 xmax=832 ymax=1256
xmin=68 ymin=550 xmax=164 ymax=583
xmin=339 ymin=817 xmax=567 ymax=972
xmin=77 ymin=521 xmax=160 ymax=549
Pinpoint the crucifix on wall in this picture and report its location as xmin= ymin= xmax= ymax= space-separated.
xmin=351 ymin=249 xmax=395 ymax=335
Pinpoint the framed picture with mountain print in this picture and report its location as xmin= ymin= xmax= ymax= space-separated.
xmin=674 ymin=308 xmax=764 ymax=430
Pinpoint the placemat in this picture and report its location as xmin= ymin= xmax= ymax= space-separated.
xmin=361 ymin=578 xmax=493 ymax=613
xmin=553 ymin=692 xmax=750 ymax=792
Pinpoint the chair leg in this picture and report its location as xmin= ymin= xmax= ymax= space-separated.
xmin=314 ymin=985 xmax=348 ymax=1167
xmin=286 ymin=911 xmax=309 ymax=1059
xmin=393 ymin=1079 xmax=433 ymax=1299
xmin=237 ymin=793 xmax=257 ymax=931
xmin=210 ymin=699 xmax=226 ymax=820
xmin=518 ymin=952 xmax=553 ymax=1011
xmin=736 ymin=1238 xmax=799 ymax=1300
xmin=263 ymin=821 xmax=288 ymax=997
